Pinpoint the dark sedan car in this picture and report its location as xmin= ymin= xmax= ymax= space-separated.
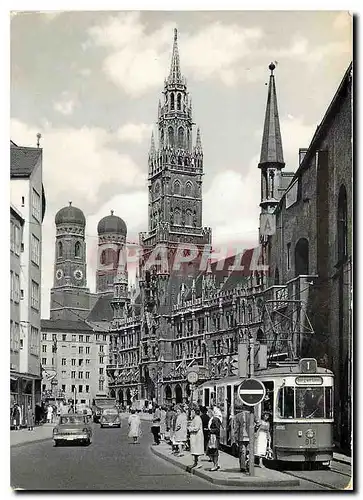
xmin=53 ymin=414 xmax=92 ymax=446
xmin=100 ymin=408 xmax=121 ymax=428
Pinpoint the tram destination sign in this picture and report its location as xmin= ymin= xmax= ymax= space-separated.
xmin=238 ymin=378 xmax=266 ymax=407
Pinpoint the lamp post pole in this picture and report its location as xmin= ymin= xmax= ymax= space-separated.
xmin=248 ymin=330 xmax=255 ymax=477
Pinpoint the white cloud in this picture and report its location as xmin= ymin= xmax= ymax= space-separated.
xmin=10 ymin=119 xmax=145 ymax=205
xmin=117 ymin=123 xmax=153 ymax=144
xmin=204 ymin=168 xmax=260 ymax=250
xmin=87 ymin=12 xmax=264 ymax=96
xmin=53 ymin=93 xmax=78 ymax=115
xmin=333 ymin=12 xmax=352 ymax=31
xmin=280 ymin=116 xmax=315 ymax=169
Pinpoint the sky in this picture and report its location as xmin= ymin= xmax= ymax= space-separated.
xmin=9 ymin=9 xmax=352 ymax=319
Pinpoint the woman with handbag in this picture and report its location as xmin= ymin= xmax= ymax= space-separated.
xmin=207 ymin=407 xmax=223 ymax=471
xmin=188 ymin=407 xmax=204 ymax=468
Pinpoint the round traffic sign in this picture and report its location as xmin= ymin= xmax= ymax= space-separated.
xmin=237 ymin=378 xmax=266 ymax=406
xmin=187 ymin=371 xmax=199 ymax=384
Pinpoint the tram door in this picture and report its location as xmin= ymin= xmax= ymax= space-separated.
xmin=226 ymin=385 xmax=232 ymax=445
xmin=204 ymin=388 xmax=210 ymax=407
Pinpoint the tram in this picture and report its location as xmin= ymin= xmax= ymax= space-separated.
xmin=197 ymin=358 xmax=334 ymax=465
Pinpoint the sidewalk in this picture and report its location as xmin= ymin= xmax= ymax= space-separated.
xmin=333 ymin=452 xmax=352 ymax=466
xmin=10 ymin=423 xmax=56 ymax=448
xmin=150 ymin=441 xmax=300 ymax=488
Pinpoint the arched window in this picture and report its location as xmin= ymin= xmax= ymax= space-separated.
xmin=274 ymin=267 xmax=280 ymax=285
xmin=173 ymin=180 xmax=181 ymax=195
xmin=174 ymin=209 xmax=181 ymax=225
xmin=160 ymin=129 xmax=164 ymax=146
xmin=170 ymin=93 xmax=175 ymax=111
xmin=177 ymin=93 xmax=181 ymax=110
xmin=75 ymin=241 xmax=81 ymax=258
xmin=178 ymin=127 xmax=184 ymax=149
xmin=295 ymin=238 xmax=309 ymax=276
xmin=269 ymin=169 xmax=275 ymax=198
xmin=168 ymin=126 xmax=174 ymax=147
xmin=337 ymin=184 xmax=348 ymax=264
xmin=58 ymin=241 xmax=63 ymax=258
xmin=247 ymin=304 xmax=253 ymax=323
xmin=100 ymin=250 xmax=107 ymax=265
xmin=185 ymin=209 xmax=193 ymax=226
xmin=185 ymin=181 xmax=193 ymax=197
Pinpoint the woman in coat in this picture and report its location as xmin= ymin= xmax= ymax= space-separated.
xmin=26 ymin=405 xmax=35 ymax=431
xmin=188 ymin=407 xmax=204 ymax=468
xmin=12 ymin=404 xmax=21 ymax=430
xmin=159 ymin=406 xmax=167 ymax=441
xmin=208 ymin=406 xmax=223 ymax=471
xmin=173 ymin=405 xmax=188 ymax=456
xmin=128 ymin=409 xmax=141 ymax=444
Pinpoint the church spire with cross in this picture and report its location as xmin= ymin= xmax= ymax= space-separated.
xmin=168 ymin=28 xmax=182 ymax=84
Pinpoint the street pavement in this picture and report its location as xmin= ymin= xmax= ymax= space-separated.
xmin=10 ymin=417 xmax=352 ymax=491
xmin=11 ymin=419 xmax=226 ymax=491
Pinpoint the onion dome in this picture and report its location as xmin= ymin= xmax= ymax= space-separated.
xmin=97 ymin=210 xmax=127 ymax=236
xmin=55 ymin=201 xmax=86 ymax=226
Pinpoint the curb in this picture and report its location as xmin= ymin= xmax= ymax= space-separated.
xmin=150 ymin=446 xmax=300 ymax=488
xmin=333 ymin=454 xmax=351 ymax=466
xmin=11 ymin=436 xmax=53 ymax=448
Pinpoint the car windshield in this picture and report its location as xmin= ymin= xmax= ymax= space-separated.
xmin=103 ymin=409 xmax=118 ymax=415
xmin=60 ymin=415 xmax=87 ymax=425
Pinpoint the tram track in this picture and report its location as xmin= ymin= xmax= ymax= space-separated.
xmin=281 ymin=461 xmax=352 ymax=490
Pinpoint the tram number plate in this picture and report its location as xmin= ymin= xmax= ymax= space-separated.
xmin=305 ymin=437 xmax=317 ymax=446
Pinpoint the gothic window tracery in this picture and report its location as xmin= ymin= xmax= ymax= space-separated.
xmin=160 ymin=129 xmax=164 ymax=147
xmin=58 ymin=241 xmax=63 ymax=258
xmin=185 ymin=209 xmax=193 ymax=226
xmin=177 ymin=93 xmax=181 ymax=110
xmin=173 ymin=180 xmax=181 ymax=195
xmin=171 ymin=93 xmax=175 ymax=111
xmin=174 ymin=209 xmax=181 ymax=225
xmin=178 ymin=127 xmax=185 ymax=149
xmin=185 ymin=181 xmax=193 ymax=197
xmin=168 ymin=126 xmax=174 ymax=147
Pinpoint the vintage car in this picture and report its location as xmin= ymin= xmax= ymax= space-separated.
xmin=53 ymin=414 xmax=92 ymax=446
xmin=100 ymin=407 xmax=121 ymax=428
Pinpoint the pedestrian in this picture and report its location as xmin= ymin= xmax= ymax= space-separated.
xmin=173 ymin=405 xmax=188 ymax=457
xmin=200 ymin=406 xmax=210 ymax=454
xmin=255 ymin=412 xmax=271 ymax=466
xmin=159 ymin=406 xmax=167 ymax=441
xmin=165 ymin=405 xmax=172 ymax=442
xmin=151 ymin=404 xmax=161 ymax=445
xmin=234 ymin=407 xmax=251 ymax=472
xmin=35 ymin=404 xmax=42 ymax=426
xmin=169 ymin=405 xmax=178 ymax=451
xmin=207 ymin=406 xmax=223 ymax=471
xmin=12 ymin=403 xmax=21 ymax=430
xmin=188 ymin=407 xmax=204 ymax=468
xmin=128 ymin=409 xmax=141 ymax=444
xmin=46 ymin=405 xmax=53 ymax=423
xmin=26 ymin=405 xmax=35 ymax=431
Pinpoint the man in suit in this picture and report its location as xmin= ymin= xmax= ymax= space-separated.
xmin=234 ymin=408 xmax=252 ymax=472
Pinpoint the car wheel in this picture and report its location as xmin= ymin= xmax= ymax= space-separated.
xmin=53 ymin=441 xmax=58 ymax=447
xmin=100 ymin=425 xmax=103 ymax=428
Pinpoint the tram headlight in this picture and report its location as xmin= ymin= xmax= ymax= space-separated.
xmin=305 ymin=429 xmax=315 ymax=439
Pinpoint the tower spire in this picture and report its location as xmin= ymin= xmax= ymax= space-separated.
xmin=258 ymin=62 xmax=285 ymax=168
xmin=149 ymin=131 xmax=155 ymax=156
xmin=169 ymin=28 xmax=182 ymax=84
xmin=195 ymin=127 xmax=202 ymax=152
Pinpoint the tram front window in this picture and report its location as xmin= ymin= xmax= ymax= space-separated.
xmin=296 ymin=387 xmax=324 ymax=419
xmin=277 ymin=386 xmax=332 ymax=419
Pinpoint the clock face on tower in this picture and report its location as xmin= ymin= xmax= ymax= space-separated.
xmin=56 ymin=269 xmax=63 ymax=280
xmin=74 ymin=269 xmax=83 ymax=281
